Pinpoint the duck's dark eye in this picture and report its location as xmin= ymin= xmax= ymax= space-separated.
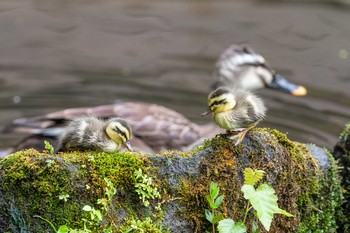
xmin=113 ymin=127 xmax=127 ymax=139
xmin=210 ymin=99 xmax=225 ymax=107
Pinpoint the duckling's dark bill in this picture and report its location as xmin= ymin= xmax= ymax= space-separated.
xmin=267 ymin=74 xmax=307 ymax=96
xmin=201 ymin=108 xmax=212 ymax=116
xmin=123 ymin=141 xmax=133 ymax=152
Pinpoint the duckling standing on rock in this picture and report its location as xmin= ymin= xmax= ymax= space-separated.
xmin=202 ymin=87 xmax=266 ymax=145
xmin=58 ymin=116 xmax=133 ymax=153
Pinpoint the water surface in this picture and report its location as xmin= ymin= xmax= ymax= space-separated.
xmin=0 ymin=0 xmax=349 ymax=151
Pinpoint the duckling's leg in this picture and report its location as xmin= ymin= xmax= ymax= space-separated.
xmin=228 ymin=123 xmax=257 ymax=146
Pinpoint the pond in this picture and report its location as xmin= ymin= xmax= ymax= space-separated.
xmin=0 ymin=0 xmax=349 ymax=152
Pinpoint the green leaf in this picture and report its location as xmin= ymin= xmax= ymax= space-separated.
xmin=252 ymin=221 xmax=260 ymax=233
xmin=210 ymin=182 xmax=220 ymax=199
xmin=217 ymin=219 xmax=235 ymax=233
xmin=276 ymin=208 xmax=293 ymax=217
xmin=243 ymin=168 xmax=265 ymax=186
xmin=44 ymin=140 xmax=55 ymax=154
xmin=205 ymin=209 xmax=213 ymax=223
xmin=217 ymin=219 xmax=247 ymax=233
xmin=94 ymin=209 xmax=103 ymax=221
xmin=82 ymin=205 xmax=92 ymax=212
xmin=212 ymin=214 xmax=224 ymax=225
xmin=206 ymin=195 xmax=216 ymax=209
xmin=57 ymin=225 xmax=69 ymax=233
xmin=214 ymin=195 xmax=224 ymax=209
xmin=241 ymin=184 xmax=292 ymax=231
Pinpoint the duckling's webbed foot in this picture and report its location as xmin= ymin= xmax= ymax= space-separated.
xmin=228 ymin=132 xmax=246 ymax=146
xmin=228 ymin=123 xmax=257 ymax=146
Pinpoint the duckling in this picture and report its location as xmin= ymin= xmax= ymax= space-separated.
xmin=202 ymin=87 xmax=266 ymax=145
xmin=58 ymin=116 xmax=133 ymax=153
xmin=2 ymin=102 xmax=221 ymax=154
xmin=211 ymin=44 xmax=307 ymax=96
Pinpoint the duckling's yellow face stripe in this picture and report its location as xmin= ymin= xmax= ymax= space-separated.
xmin=208 ymin=93 xmax=236 ymax=113
xmin=106 ymin=122 xmax=132 ymax=144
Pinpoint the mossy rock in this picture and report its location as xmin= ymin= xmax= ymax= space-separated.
xmin=332 ymin=121 xmax=350 ymax=232
xmin=0 ymin=128 xmax=343 ymax=233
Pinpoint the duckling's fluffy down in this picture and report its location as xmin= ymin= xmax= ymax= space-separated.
xmin=58 ymin=116 xmax=123 ymax=152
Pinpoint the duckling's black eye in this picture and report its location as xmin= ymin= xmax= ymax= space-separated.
xmin=210 ymin=99 xmax=225 ymax=107
xmin=113 ymin=127 xmax=127 ymax=139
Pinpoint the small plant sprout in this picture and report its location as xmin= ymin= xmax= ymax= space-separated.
xmin=34 ymin=177 xmax=117 ymax=233
xmin=44 ymin=140 xmax=55 ymax=155
xmin=134 ymin=168 xmax=161 ymax=208
xmin=82 ymin=205 xmax=103 ymax=223
xmin=205 ymin=182 xmax=224 ymax=233
xmin=217 ymin=168 xmax=293 ymax=233
xmin=45 ymin=159 xmax=56 ymax=168
xmin=59 ymin=194 xmax=70 ymax=202
xmin=97 ymin=177 xmax=116 ymax=211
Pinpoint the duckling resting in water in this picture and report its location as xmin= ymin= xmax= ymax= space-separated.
xmin=202 ymin=87 xmax=266 ymax=145
xmin=58 ymin=116 xmax=133 ymax=152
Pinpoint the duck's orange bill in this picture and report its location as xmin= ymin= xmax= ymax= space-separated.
xmin=291 ymin=85 xmax=307 ymax=96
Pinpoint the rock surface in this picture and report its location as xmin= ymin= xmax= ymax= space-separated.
xmin=0 ymin=128 xmax=344 ymax=233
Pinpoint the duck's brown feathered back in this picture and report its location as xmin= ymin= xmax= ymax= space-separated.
xmin=3 ymin=102 xmax=222 ymax=153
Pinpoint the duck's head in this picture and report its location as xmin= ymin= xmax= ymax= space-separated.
xmin=213 ymin=44 xmax=307 ymax=96
xmin=105 ymin=118 xmax=133 ymax=152
xmin=202 ymin=87 xmax=236 ymax=115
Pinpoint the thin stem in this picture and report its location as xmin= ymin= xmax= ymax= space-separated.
xmin=212 ymin=210 xmax=215 ymax=233
xmin=243 ymin=203 xmax=252 ymax=224
xmin=33 ymin=215 xmax=57 ymax=232
xmin=211 ymin=209 xmax=215 ymax=233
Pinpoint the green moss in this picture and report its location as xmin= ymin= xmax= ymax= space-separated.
xmin=0 ymin=127 xmax=344 ymax=232
xmin=332 ymin=121 xmax=350 ymax=231
xmin=339 ymin=121 xmax=350 ymax=139
xmin=174 ymin=128 xmax=341 ymax=232
xmin=297 ymin=149 xmax=343 ymax=233
xmin=119 ymin=216 xmax=166 ymax=233
xmin=0 ymin=149 xmax=152 ymax=232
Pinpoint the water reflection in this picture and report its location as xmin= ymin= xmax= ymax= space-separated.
xmin=0 ymin=0 xmax=349 ymax=152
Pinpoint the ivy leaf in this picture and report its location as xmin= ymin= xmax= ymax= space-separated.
xmin=241 ymin=184 xmax=293 ymax=231
xmin=217 ymin=219 xmax=247 ymax=233
xmin=243 ymin=168 xmax=265 ymax=186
